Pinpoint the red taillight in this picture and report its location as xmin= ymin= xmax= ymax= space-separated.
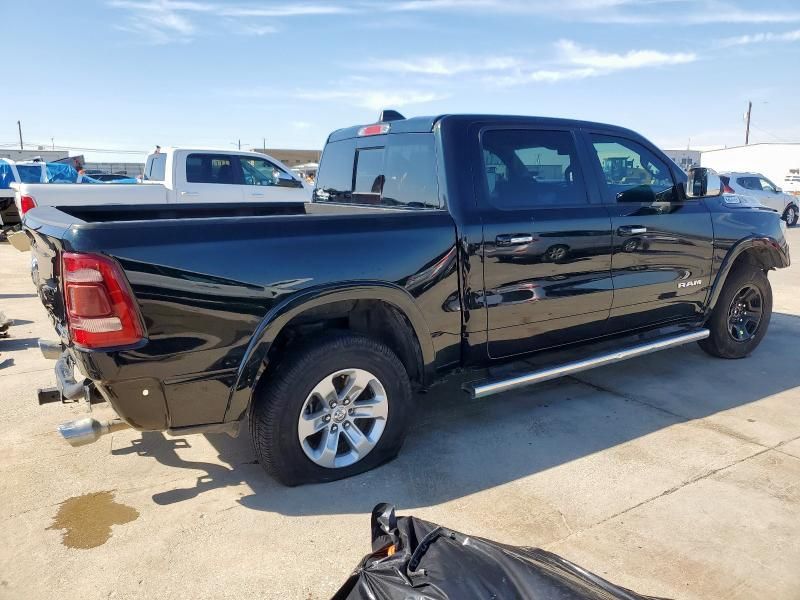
xmin=20 ymin=195 xmax=37 ymax=214
xmin=357 ymin=123 xmax=390 ymax=136
xmin=61 ymin=252 xmax=145 ymax=349
xmin=723 ymin=183 xmax=735 ymax=194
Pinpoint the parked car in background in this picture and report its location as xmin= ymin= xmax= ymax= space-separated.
xmin=25 ymin=112 xmax=790 ymax=486
xmin=783 ymin=173 xmax=800 ymax=196
xmin=719 ymin=171 xmax=798 ymax=226
xmin=12 ymin=147 xmax=310 ymax=218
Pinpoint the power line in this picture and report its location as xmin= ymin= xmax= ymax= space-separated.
xmin=748 ymin=124 xmax=793 ymax=144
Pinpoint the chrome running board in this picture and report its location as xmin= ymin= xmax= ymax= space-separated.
xmin=465 ymin=328 xmax=709 ymax=400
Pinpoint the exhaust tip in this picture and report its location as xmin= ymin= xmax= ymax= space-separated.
xmin=58 ymin=417 xmax=129 ymax=447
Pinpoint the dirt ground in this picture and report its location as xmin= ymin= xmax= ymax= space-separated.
xmin=1 ymin=228 xmax=799 ymax=599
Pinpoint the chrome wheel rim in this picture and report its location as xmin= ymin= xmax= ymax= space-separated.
xmin=727 ymin=285 xmax=763 ymax=343
xmin=297 ymin=368 xmax=388 ymax=469
xmin=787 ymin=207 xmax=796 ymax=224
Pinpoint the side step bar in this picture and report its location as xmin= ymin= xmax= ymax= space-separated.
xmin=465 ymin=328 xmax=709 ymax=400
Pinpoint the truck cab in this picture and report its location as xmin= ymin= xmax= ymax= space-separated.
xmin=143 ymin=148 xmax=310 ymax=203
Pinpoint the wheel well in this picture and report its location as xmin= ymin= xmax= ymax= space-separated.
xmin=265 ymin=299 xmax=424 ymax=384
xmin=729 ymin=246 xmax=781 ymax=274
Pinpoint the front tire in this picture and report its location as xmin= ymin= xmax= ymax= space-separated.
xmin=250 ymin=333 xmax=412 ymax=486
xmin=783 ymin=204 xmax=798 ymax=227
xmin=698 ymin=264 xmax=772 ymax=359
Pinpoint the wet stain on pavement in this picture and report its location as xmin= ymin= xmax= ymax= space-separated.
xmin=47 ymin=491 xmax=139 ymax=549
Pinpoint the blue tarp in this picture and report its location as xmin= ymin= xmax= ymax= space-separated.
xmin=0 ymin=160 xmax=111 ymax=186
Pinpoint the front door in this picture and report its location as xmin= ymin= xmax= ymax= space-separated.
xmin=583 ymin=132 xmax=714 ymax=331
xmin=479 ymin=127 xmax=614 ymax=358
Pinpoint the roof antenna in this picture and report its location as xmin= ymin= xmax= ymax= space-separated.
xmin=379 ymin=110 xmax=405 ymax=122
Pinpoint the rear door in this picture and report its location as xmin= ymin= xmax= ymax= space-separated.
xmin=582 ymin=131 xmax=714 ymax=330
xmin=178 ymin=152 xmax=245 ymax=203
xmin=479 ymin=126 xmax=614 ymax=358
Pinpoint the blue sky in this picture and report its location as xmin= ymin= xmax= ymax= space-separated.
xmin=2 ymin=0 xmax=799 ymax=162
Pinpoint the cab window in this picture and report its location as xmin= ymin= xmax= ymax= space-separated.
xmin=589 ymin=134 xmax=676 ymax=203
xmin=314 ymin=134 xmax=439 ymax=208
xmin=186 ymin=154 xmax=237 ymax=184
xmin=480 ymin=129 xmax=587 ymax=208
xmin=240 ymin=156 xmax=284 ymax=186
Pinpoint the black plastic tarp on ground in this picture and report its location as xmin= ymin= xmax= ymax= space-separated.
xmin=332 ymin=503 xmax=668 ymax=600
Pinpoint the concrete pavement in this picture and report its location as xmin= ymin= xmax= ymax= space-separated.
xmin=1 ymin=229 xmax=798 ymax=599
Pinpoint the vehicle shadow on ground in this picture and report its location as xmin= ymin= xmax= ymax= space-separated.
xmin=116 ymin=312 xmax=800 ymax=515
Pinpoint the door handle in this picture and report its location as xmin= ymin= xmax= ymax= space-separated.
xmin=496 ymin=234 xmax=534 ymax=246
xmin=180 ymin=191 xmax=199 ymax=196
xmin=251 ymin=193 xmax=265 ymax=197
xmin=617 ymin=225 xmax=647 ymax=236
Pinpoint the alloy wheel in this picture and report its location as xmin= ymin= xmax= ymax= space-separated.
xmin=297 ymin=368 xmax=388 ymax=469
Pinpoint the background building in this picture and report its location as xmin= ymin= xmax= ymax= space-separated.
xmin=0 ymin=149 xmax=68 ymax=162
xmin=663 ymin=149 xmax=701 ymax=172
xmin=253 ymin=148 xmax=321 ymax=167
xmin=701 ymin=143 xmax=800 ymax=186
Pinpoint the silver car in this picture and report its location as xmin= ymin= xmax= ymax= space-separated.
xmin=720 ymin=172 xmax=798 ymax=226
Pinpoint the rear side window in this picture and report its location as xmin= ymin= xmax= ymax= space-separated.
xmin=480 ymin=129 xmax=587 ymax=208
xmin=186 ymin=153 xmax=237 ymax=184
xmin=314 ymin=134 xmax=439 ymax=208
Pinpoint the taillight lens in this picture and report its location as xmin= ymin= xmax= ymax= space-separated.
xmin=20 ymin=195 xmax=37 ymax=214
xmin=723 ymin=183 xmax=735 ymax=194
xmin=61 ymin=252 xmax=145 ymax=349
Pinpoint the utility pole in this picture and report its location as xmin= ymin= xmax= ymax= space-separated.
xmin=238 ymin=139 xmax=241 ymax=150
xmin=51 ymin=137 xmax=54 ymax=150
xmin=263 ymin=137 xmax=266 ymax=150
xmin=17 ymin=120 xmax=23 ymax=150
xmin=745 ymin=100 xmax=752 ymax=145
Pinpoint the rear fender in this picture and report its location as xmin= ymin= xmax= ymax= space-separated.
xmin=224 ymin=282 xmax=435 ymax=422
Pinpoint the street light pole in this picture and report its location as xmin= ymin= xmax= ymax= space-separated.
xmin=17 ymin=120 xmax=23 ymax=150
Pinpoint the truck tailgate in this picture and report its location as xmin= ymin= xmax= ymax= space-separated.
xmin=27 ymin=212 xmax=71 ymax=339
xmin=15 ymin=181 xmax=168 ymax=211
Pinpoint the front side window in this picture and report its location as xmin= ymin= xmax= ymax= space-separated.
xmin=758 ymin=177 xmax=777 ymax=193
xmin=590 ymin=134 xmax=676 ymax=202
xmin=481 ymin=129 xmax=587 ymax=208
xmin=240 ymin=156 xmax=283 ymax=186
xmin=186 ymin=153 xmax=236 ymax=184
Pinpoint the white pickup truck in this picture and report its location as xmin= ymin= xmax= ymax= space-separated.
xmin=12 ymin=147 xmax=310 ymax=217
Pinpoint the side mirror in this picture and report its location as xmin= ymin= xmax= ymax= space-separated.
xmin=273 ymin=171 xmax=303 ymax=188
xmin=686 ymin=167 xmax=722 ymax=198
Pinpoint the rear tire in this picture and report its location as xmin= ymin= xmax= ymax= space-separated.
xmin=783 ymin=205 xmax=798 ymax=227
xmin=698 ymin=264 xmax=772 ymax=359
xmin=250 ymin=333 xmax=412 ymax=486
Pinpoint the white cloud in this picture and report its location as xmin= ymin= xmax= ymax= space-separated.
xmin=556 ymin=39 xmax=696 ymax=70
xmin=109 ymin=0 xmax=351 ymax=43
xmin=718 ymin=28 xmax=800 ymax=47
xmin=294 ymin=89 xmax=449 ymax=111
xmin=365 ymin=56 xmax=522 ymax=76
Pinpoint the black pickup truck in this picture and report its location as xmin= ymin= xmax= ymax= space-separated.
xmin=24 ymin=112 xmax=789 ymax=485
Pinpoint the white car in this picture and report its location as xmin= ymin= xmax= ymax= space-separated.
xmin=719 ymin=172 xmax=798 ymax=226
xmin=12 ymin=147 xmax=311 ymax=217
